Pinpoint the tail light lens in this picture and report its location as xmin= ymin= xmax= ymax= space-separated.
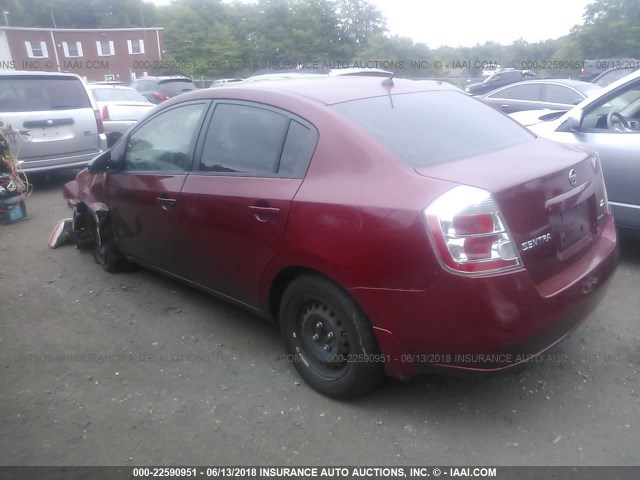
xmin=153 ymin=92 xmax=170 ymax=101
xmin=424 ymin=185 xmax=521 ymax=275
xmin=101 ymin=105 xmax=110 ymax=121
xmin=594 ymin=154 xmax=610 ymax=216
xmin=94 ymin=109 xmax=104 ymax=134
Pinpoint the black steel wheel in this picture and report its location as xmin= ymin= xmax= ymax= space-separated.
xmin=280 ymin=274 xmax=384 ymax=399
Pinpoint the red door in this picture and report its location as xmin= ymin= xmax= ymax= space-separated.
xmin=173 ymin=102 xmax=317 ymax=307
xmin=178 ymin=176 xmax=302 ymax=307
xmin=108 ymin=173 xmax=187 ymax=270
xmin=107 ymin=101 xmax=210 ymax=271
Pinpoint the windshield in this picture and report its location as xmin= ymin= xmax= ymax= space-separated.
xmin=594 ymin=68 xmax=638 ymax=87
xmin=331 ymin=91 xmax=533 ymax=167
xmin=91 ymin=88 xmax=149 ymax=102
xmin=0 ymin=76 xmax=91 ymax=112
xmin=158 ymin=80 xmax=196 ymax=96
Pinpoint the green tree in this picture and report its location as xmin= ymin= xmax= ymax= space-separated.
xmin=335 ymin=0 xmax=385 ymax=50
xmin=570 ymin=0 xmax=640 ymax=58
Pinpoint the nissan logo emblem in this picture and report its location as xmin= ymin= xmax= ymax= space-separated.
xmin=568 ymin=169 xmax=577 ymax=186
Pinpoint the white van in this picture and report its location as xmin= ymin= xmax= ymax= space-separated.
xmin=0 ymin=71 xmax=107 ymax=172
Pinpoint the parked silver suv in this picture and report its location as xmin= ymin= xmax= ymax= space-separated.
xmin=0 ymin=71 xmax=107 ymax=172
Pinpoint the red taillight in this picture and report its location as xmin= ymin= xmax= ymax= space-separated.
xmin=453 ymin=214 xmax=494 ymax=235
xmin=153 ymin=92 xmax=170 ymax=101
xmin=94 ymin=109 xmax=104 ymax=134
xmin=101 ymin=105 xmax=110 ymax=121
xmin=424 ymin=186 xmax=521 ymax=275
xmin=464 ymin=235 xmax=500 ymax=260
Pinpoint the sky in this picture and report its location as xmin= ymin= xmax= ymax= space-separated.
xmin=375 ymin=0 xmax=592 ymax=48
xmin=150 ymin=0 xmax=593 ymax=48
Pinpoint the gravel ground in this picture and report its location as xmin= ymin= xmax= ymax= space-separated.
xmin=1 ymin=172 xmax=639 ymax=467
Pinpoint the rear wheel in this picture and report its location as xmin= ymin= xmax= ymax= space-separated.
xmin=280 ymin=275 xmax=384 ymax=399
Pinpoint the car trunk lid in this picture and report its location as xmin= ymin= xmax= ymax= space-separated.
xmin=415 ymin=138 xmax=609 ymax=284
xmin=97 ymin=102 xmax=154 ymax=121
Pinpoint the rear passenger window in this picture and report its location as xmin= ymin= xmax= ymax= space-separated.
xmin=0 ymin=76 xmax=91 ymax=112
xmin=543 ymin=85 xmax=583 ymax=105
xmin=279 ymin=121 xmax=318 ymax=178
xmin=199 ymin=104 xmax=289 ymax=176
xmin=502 ymin=83 xmax=542 ymax=101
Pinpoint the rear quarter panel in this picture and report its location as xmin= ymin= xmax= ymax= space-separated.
xmin=258 ymin=106 xmax=457 ymax=313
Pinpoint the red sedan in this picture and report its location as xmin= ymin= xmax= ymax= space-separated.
xmin=61 ymin=76 xmax=618 ymax=398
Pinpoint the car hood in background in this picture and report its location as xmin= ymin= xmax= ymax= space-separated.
xmin=509 ymin=109 xmax=569 ymax=135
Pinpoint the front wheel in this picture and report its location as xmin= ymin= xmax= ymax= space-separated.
xmin=92 ymin=218 xmax=135 ymax=273
xmin=280 ymin=275 xmax=384 ymax=399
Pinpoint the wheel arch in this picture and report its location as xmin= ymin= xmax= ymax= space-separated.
xmin=267 ymin=266 xmax=341 ymax=324
xmin=72 ymin=200 xmax=110 ymax=248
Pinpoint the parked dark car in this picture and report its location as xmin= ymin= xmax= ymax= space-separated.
xmin=580 ymin=59 xmax=638 ymax=82
xmin=510 ymin=69 xmax=640 ymax=234
xmin=592 ymin=66 xmax=639 ymax=87
xmin=480 ymin=79 xmax=602 ymax=114
xmin=130 ymin=76 xmax=196 ymax=104
xmin=465 ymin=69 xmax=537 ymax=95
xmin=60 ymin=77 xmax=618 ymax=398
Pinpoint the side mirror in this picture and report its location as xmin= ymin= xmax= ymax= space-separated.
xmin=566 ymin=109 xmax=583 ymax=132
xmin=87 ymin=150 xmax=111 ymax=173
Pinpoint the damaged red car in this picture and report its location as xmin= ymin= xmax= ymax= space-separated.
xmin=59 ymin=76 xmax=618 ymax=398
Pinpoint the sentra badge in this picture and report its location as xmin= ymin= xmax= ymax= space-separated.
xmin=521 ymin=233 xmax=552 ymax=251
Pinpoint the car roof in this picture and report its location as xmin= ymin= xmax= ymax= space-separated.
xmin=88 ymin=84 xmax=137 ymax=90
xmin=133 ymin=76 xmax=192 ymax=82
xmin=578 ymin=68 xmax=640 ymax=106
xmin=512 ymin=79 xmax=597 ymax=87
xmin=328 ymin=67 xmax=393 ymax=76
xmin=0 ymin=69 xmax=83 ymax=79
xmin=182 ymin=76 xmax=459 ymax=106
xmin=243 ymin=73 xmax=328 ymax=82
xmin=485 ymin=78 xmax=601 ymax=96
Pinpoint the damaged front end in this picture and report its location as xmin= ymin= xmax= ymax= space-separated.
xmin=49 ymin=167 xmax=109 ymax=250
xmin=50 ymin=157 xmax=133 ymax=272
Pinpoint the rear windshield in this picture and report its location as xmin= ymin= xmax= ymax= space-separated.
xmin=159 ymin=80 xmax=196 ymax=96
xmin=331 ymin=90 xmax=533 ymax=166
xmin=0 ymin=76 xmax=91 ymax=112
xmin=91 ymin=88 xmax=148 ymax=102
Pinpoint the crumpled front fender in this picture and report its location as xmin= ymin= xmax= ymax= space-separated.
xmin=58 ymin=169 xmax=111 ymax=248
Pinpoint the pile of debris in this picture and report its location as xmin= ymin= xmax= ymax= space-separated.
xmin=0 ymin=121 xmax=30 ymax=225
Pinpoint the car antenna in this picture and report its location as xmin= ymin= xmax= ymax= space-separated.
xmin=381 ymin=71 xmax=396 ymax=88
xmin=381 ymin=71 xmax=396 ymax=109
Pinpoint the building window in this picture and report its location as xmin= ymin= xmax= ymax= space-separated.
xmin=26 ymin=41 xmax=48 ymax=58
xmin=96 ymin=40 xmax=115 ymax=56
xmin=127 ymin=39 xmax=145 ymax=55
xmin=62 ymin=41 xmax=83 ymax=58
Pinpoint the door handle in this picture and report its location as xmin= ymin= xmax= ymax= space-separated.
xmin=249 ymin=205 xmax=280 ymax=222
xmin=156 ymin=197 xmax=177 ymax=211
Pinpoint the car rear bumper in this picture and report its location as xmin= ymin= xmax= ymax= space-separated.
xmin=18 ymin=144 xmax=107 ymax=173
xmin=349 ymin=215 xmax=619 ymax=379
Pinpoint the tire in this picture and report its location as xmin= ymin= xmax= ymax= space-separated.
xmin=280 ymin=275 xmax=385 ymax=399
xmin=92 ymin=218 xmax=134 ymax=273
